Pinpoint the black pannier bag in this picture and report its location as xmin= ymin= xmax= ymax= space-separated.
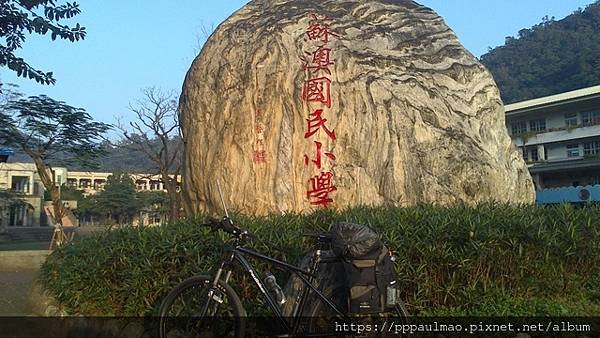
xmin=331 ymin=222 xmax=401 ymax=314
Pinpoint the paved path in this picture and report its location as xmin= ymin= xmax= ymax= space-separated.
xmin=0 ymin=270 xmax=39 ymax=316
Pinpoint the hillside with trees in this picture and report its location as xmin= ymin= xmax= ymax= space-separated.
xmin=8 ymin=137 xmax=182 ymax=173
xmin=480 ymin=1 xmax=600 ymax=104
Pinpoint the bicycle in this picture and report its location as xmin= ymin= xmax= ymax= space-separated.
xmin=157 ymin=214 xmax=409 ymax=337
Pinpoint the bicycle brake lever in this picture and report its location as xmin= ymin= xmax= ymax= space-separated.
xmin=203 ymin=217 xmax=221 ymax=231
xmin=242 ymin=230 xmax=255 ymax=240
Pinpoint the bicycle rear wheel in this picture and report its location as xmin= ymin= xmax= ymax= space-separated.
xmin=158 ymin=275 xmax=246 ymax=338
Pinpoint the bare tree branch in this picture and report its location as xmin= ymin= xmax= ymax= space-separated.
xmin=117 ymin=87 xmax=183 ymax=222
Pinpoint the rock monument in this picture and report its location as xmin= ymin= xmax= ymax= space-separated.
xmin=179 ymin=0 xmax=535 ymax=216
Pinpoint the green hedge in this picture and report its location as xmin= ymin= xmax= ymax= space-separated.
xmin=39 ymin=203 xmax=600 ymax=316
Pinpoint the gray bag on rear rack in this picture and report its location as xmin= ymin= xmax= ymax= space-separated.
xmin=330 ymin=222 xmax=401 ymax=314
xmin=331 ymin=222 xmax=382 ymax=258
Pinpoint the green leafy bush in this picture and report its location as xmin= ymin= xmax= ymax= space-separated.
xmin=39 ymin=203 xmax=600 ymax=316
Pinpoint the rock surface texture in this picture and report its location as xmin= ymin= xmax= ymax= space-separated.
xmin=180 ymin=0 xmax=535 ymax=216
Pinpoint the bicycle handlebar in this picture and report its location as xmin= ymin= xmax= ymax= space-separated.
xmin=203 ymin=217 xmax=252 ymax=240
xmin=302 ymin=232 xmax=333 ymax=244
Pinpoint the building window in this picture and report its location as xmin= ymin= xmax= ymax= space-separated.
xmin=590 ymin=176 xmax=600 ymax=185
xmin=511 ymin=121 xmax=527 ymax=135
xmin=79 ymin=179 xmax=91 ymax=188
xmin=564 ymin=112 xmax=578 ymax=127
xmin=149 ymin=180 xmax=162 ymax=191
xmin=93 ymin=179 xmax=106 ymax=190
xmin=135 ymin=180 xmax=147 ymax=190
xmin=581 ymin=111 xmax=600 ymax=127
xmin=530 ymin=148 xmax=539 ymax=162
xmin=67 ymin=178 xmax=78 ymax=187
xmin=566 ymin=144 xmax=580 ymax=157
xmin=529 ymin=119 xmax=546 ymax=132
xmin=583 ymin=141 xmax=600 ymax=156
xmin=11 ymin=176 xmax=29 ymax=194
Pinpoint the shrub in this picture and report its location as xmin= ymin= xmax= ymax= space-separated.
xmin=39 ymin=203 xmax=600 ymax=316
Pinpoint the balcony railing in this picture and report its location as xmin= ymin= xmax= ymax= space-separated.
xmin=512 ymin=124 xmax=600 ymax=147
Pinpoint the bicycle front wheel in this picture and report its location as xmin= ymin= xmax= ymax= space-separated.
xmin=158 ymin=275 xmax=246 ymax=338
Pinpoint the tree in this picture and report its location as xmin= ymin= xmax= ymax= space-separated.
xmin=481 ymin=1 xmax=600 ymax=103
xmin=0 ymin=0 xmax=86 ymax=86
xmin=0 ymin=94 xmax=110 ymax=233
xmin=95 ymin=172 xmax=141 ymax=225
xmin=56 ymin=184 xmax=101 ymax=224
xmin=117 ymin=87 xmax=183 ymax=222
xmin=138 ymin=190 xmax=169 ymax=225
xmin=57 ymin=183 xmax=84 ymax=201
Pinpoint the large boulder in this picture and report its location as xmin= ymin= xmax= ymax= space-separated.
xmin=179 ymin=0 xmax=535 ymax=216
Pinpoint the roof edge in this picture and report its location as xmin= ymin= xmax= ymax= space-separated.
xmin=505 ymin=85 xmax=600 ymax=113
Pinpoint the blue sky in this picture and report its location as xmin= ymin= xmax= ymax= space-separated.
xmin=0 ymin=0 xmax=596 ymax=128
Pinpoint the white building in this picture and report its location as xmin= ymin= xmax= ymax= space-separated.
xmin=0 ymin=162 xmax=67 ymax=227
xmin=505 ymin=85 xmax=600 ymax=197
xmin=1 ymin=148 xmax=179 ymax=227
xmin=66 ymin=171 xmax=177 ymax=195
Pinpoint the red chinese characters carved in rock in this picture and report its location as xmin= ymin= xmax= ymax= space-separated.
xmin=255 ymin=123 xmax=265 ymax=134
xmin=301 ymin=12 xmax=340 ymax=207
xmin=304 ymin=141 xmax=336 ymax=169
xmin=253 ymin=110 xmax=267 ymax=164
xmin=253 ymin=137 xmax=267 ymax=164
xmin=302 ymin=76 xmax=332 ymax=108
xmin=253 ymin=149 xmax=267 ymax=164
xmin=302 ymin=45 xmax=334 ymax=74
xmin=305 ymin=13 xmax=339 ymax=44
xmin=307 ymin=171 xmax=336 ymax=206
xmin=304 ymin=109 xmax=336 ymax=140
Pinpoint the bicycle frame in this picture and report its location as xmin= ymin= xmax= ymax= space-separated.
xmin=210 ymin=242 xmax=348 ymax=335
